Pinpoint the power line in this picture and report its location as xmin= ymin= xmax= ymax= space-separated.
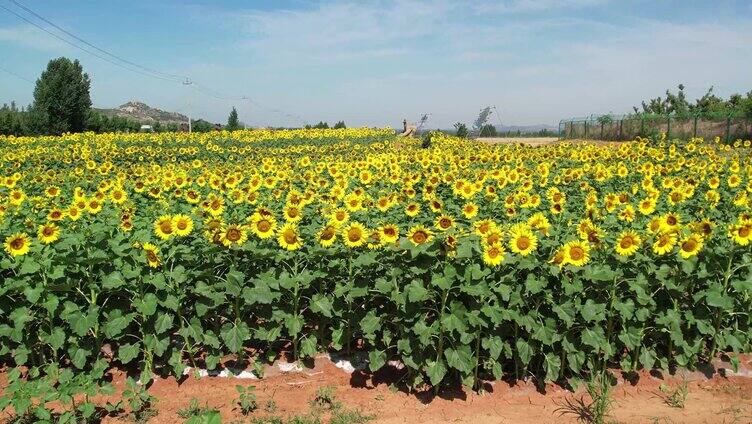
xmin=0 ymin=3 xmax=178 ymax=82
xmin=0 ymin=65 xmax=34 ymax=84
xmin=1 ymin=1 xmax=308 ymax=125
xmin=8 ymin=0 xmax=186 ymax=82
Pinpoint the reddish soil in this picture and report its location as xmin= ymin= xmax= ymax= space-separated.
xmin=480 ymin=137 xmax=622 ymax=147
xmin=2 ymin=355 xmax=751 ymax=423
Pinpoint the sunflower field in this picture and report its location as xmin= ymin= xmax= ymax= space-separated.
xmin=0 ymin=128 xmax=751 ymax=397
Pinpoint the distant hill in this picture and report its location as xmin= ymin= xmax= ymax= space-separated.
xmin=93 ymin=101 xmax=189 ymax=124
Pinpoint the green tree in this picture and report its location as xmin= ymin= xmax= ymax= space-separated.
xmin=32 ymin=57 xmax=91 ymax=134
xmin=227 ymin=107 xmax=240 ymax=131
xmin=479 ymin=124 xmax=497 ymax=137
xmin=453 ymin=122 xmax=468 ymax=138
xmin=333 ymin=120 xmax=346 ymax=129
xmin=313 ymin=121 xmax=329 ymax=129
xmin=0 ymin=102 xmax=30 ymax=136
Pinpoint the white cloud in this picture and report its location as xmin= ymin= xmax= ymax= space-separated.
xmin=0 ymin=24 xmax=72 ymax=52
xmin=95 ymin=0 xmax=752 ymax=128
xmin=471 ymin=0 xmax=608 ymax=13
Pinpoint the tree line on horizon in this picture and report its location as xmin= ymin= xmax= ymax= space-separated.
xmin=1 ymin=57 xmax=353 ymax=137
xmin=2 ymin=57 xmax=260 ymax=136
xmin=633 ymin=84 xmax=752 ymax=118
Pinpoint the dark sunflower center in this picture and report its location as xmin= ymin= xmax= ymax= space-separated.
xmin=321 ymin=228 xmax=335 ymax=241
xmin=227 ymin=228 xmax=241 ymax=241
xmin=682 ymin=240 xmax=697 ymax=252
xmin=10 ymin=238 xmax=24 ymax=249
xmin=160 ymin=221 xmax=173 ymax=234
xmin=257 ymin=220 xmax=271 ymax=232
xmin=570 ymin=246 xmax=584 ymax=260
xmin=348 ymin=228 xmax=362 ymax=243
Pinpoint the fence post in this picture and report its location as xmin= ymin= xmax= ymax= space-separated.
xmin=600 ymin=122 xmax=604 ymax=140
xmin=584 ymin=121 xmax=588 ymax=139
xmin=619 ymin=119 xmax=623 ymax=140
xmin=726 ymin=114 xmax=732 ymax=143
xmin=692 ymin=115 xmax=698 ymax=139
xmin=666 ymin=114 xmax=671 ymax=139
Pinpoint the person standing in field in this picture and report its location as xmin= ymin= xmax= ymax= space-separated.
xmin=400 ymin=118 xmax=416 ymax=137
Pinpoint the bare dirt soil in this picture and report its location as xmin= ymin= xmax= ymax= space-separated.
xmin=479 ymin=137 xmax=622 ymax=147
xmin=29 ymin=354 xmax=740 ymax=423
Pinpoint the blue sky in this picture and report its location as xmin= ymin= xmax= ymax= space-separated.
xmin=1 ymin=0 xmax=751 ymax=128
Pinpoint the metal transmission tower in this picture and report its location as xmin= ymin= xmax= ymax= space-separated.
xmin=492 ymin=105 xmax=503 ymax=129
xmin=473 ymin=106 xmax=493 ymax=136
xmin=416 ymin=113 xmax=431 ymax=132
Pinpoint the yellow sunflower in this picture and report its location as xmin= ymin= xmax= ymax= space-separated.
xmin=278 ymin=223 xmax=303 ymax=251
xmin=729 ymin=222 xmax=752 ymax=246
xmin=615 ymin=231 xmax=641 ymax=257
xmin=474 ymin=219 xmax=497 ymax=237
xmin=434 ymin=215 xmax=454 ymax=232
xmin=120 ymin=220 xmax=134 ymax=232
xmin=329 ymin=208 xmax=350 ymax=226
xmin=407 ymin=225 xmax=433 ymax=246
xmin=652 ymin=232 xmax=677 ymax=255
xmin=172 ymin=214 xmax=194 ymax=236
xmin=67 ymin=206 xmax=82 ymax=221
xmin=283 ymin=204 xmax=303 ymax=222
xmin=660 ymin=212 xmax=681 ymax=233
xmin=549 ymin=247 xmax=566 ymax=267
xmin=366 ymin=230 xmax=385 ymax=250
xmin=143 ymin=242 xmax=161 ymax=268
xmin=249 ymin=213 xmax=277 ymax=239
xmin=638 ymin=198 xmax=656 ymax=216
xmin=220 ymin=224 xmax=248 ymax=247
xmin=379 ymin=224 xmax=399 ymax=244
xmin=87 ymin=198 xmax=103 ymax=214
xmin=509 ymin=227 xmax=538 ymax=257
xmin=47 ymin=208 xmax=64 ymax=221
xmin=342 ymin=222 xmax=367 ymax=248
xmin=482 ymin=243 xmax=506 ymax=267
xmin=4 ymin=232 xmax=31 ymax=257
xmin=405 ymin=202 xmax=420 ymax=217
xmin=37 ymin=223 xmax=61 ymax=245
xmin=678 ymin=234 xmax=703 ymax=259
xmin=110 ymin=187 xmax=127 ymax=204
xmin=527 ymin=212 xmax=551 ymax=236
xmin=462 ymin=202 xmax=479 ymax=219
xmin=563 ymin=240 xmax=590 ymax=267
xmin=647 ymin=217 xmax=662 ymax=234
xmin=9 ymin=189 xmax=25 ymax=206
xmin=154 ymin=215 xmax=174 ymax=240
xmin=316 ymin=224 xmax=337 ymax=247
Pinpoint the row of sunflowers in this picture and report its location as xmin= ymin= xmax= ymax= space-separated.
xmin=0 ymin=128 xmax=750 ymax=393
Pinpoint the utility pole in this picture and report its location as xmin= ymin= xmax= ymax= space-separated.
xmin=183 ymin=78 xmax=192 ymax=133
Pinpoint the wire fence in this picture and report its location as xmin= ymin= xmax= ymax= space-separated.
xmin=559 ymin=112 xmax=752 ymax=142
